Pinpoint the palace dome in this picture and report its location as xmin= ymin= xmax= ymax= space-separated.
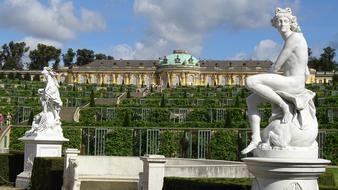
xmin=159 ymin=50 xmax=199 ymax=67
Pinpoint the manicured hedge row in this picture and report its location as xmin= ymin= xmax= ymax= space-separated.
xmin=163 ymin=177 xmax=338 ymax=190
xmin=0 ymin=152 xmax=24 ymax=185
xmin=30 ymin=157 xmax=64 ymax=190
xmin=163 ymin=178 xmax=252 ymax=190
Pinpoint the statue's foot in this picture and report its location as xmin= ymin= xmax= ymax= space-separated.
xmin=241 ymin=140 xmax=261 ymax=154
xmin=280 ymin=104 xmax=292 ymax=124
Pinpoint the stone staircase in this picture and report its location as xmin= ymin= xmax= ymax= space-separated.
xmin=0 ymin=125 xmax=11 ymax=153
xmin=60 ymin=107 xmax=78 ymax=122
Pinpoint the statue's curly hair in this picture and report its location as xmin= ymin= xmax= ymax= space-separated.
xmin=271 ymin=7 xmax=301 ymax=32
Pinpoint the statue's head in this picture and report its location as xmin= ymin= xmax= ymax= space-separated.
xmin=271 ymin=7 xmax=300 ymax=32
xmin=42 ymin=67 xmax=57 ymax=77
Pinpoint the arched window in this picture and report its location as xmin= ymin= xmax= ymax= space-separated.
xmin=220 ymin=76 xmax=228 ymax=86
xmin=188 ymin=75 xmax=194 ymax=86
xmin=80 ymin=75 xmax=86 ymax=84
xmin=174 ymin=75 xmax=180 ymax=86
xmin=105 ymin=75 xmax=112 ymax=84
xmin=207 ymin=76 xmax=213 ymax=86
xmin=60 ymin=75 xmax=66 ymax=83
xmin=91 ymin=75 xmax=98 ymax=84
xmin=131 ymin=75 xmax=138 ymax=85
xmin=117 ymin=75 xmax=124 ymax=85
xmin=235 ymin=76 xmax=241 ymax=86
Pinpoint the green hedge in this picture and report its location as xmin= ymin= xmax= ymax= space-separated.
xmin=9 ymin=127 xmax=28 ymax=151
xmin=323 ymin=133 xmax=338 ymax=165
xmin=208 ymin=129 xmax=238 ymax=160
xmin=163 ymin=178 xmax=252 ymax=190
xmin=163 ymin=177 xmax=338 ymax=190
xmin=63 ymin=127 xmax=82 ymax=151
xmin=105 ymin=128 xmax=133 ymax=156
xmin=30 ymin=157 xmax=64 ymax=190
xmin=0 ymin=152 xmax=24 ymax=185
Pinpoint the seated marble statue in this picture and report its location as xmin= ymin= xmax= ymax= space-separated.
xmin=26 ymin=67 xmax=63 ymax=135
xmin=241 ymin=8 xmax=318 ymax=154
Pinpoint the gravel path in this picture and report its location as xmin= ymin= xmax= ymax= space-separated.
xmin=0 ymin=186 xmax=23 ymax=190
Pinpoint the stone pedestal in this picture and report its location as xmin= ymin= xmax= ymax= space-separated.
xmin=243 ymin=155 xmax=330 ymax=190
xmin=15 ymin=135 xmax=68 ymax=189
xmin=140 ymin=155 xmax=166 ymax=190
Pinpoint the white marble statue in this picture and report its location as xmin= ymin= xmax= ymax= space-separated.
xmin=241 ymin=8 xmax=318 ymax=154
xmin=26 ymin=67 xmax=63 ymax=136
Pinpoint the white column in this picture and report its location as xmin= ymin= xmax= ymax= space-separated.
xmin=62 ymin=149 xmax=81 ymax=190
xmin=140 ymin=155 xmax=166 ymax=190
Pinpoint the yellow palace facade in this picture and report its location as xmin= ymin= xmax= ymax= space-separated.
xmin=57 ymin=50 xmax=318 ymax=87
xmin=1 ymin=50 xmax=328 ymax=86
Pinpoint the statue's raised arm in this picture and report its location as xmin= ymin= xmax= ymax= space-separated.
xmin=241 ymin=8 xmax=318 ymax=157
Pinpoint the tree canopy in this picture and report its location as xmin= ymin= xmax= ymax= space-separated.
xmin=308 ymin=46 xmax=336 ymax=71
xmin=76 ymin=48 xmax=95 ymax=66
xmin=29 ymin=44 xmax=61 ymax=70
xmin=63 ymin=48 xmax=76 ymax=67
xmin=0 ymin=41 xmax=29 ymax=70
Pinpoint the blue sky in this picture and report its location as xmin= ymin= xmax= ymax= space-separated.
xmin=0 ymin=0 xmax=337 ymax=63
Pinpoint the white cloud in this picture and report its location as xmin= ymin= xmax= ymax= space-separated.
xmin=128 ymin=0 xmax=287 ymax=59
xmin=252 ymin=39 xmax=281 ymax=61
xmin=21 ymin=36 xmax=63 ymax=50
xmin=111 ymin=44 xmax=135 ymax=60
xmin=0 ymin=0 xmax=106 ymax=43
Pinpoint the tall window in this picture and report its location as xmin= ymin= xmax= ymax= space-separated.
xmin=188 ymin=75 xmax=194 ymax=86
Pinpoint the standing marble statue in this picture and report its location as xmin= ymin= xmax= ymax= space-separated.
xmin=242 ymin=7 xmax=318 ymax=155
xmin=26 ymin=67 xmax=63 ymax=136
xmin=16 ymin=67 xmax=68 ymax=189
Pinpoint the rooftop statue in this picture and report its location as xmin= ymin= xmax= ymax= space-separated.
xmin=26 ymin=67 xmax=63 ymax=136
xmin=241 ymin=8 xmax=318 ymax=155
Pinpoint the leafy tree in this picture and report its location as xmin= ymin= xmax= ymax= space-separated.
xmin=107 ymin=56 xmax=114 ymax=60
xmin=95 ymin=53 xmax=107 ymax=60
xmin=76 ymin=49 xmax=94 ymax=66
xmin=122 ymin=111 xmax=131 ymax=127
xmin=63 ymin=48 xmax=75 ymax=67
xmin=126 ymin=88 xmax=131 ymax=98
xmin=29 ymin=44 xmax=61 ymax=70
xmin=89 ymin=90 xmax=95 ymax=107
xmin=160 ymin=94 xmax=166 ymax=107
xmin=308 ymin=47 xmax=336 ymax=71
xmin=0 ymin=41 xmax=29 ymax=70
xmin=319 ymin=47 xmax=336 ymax=71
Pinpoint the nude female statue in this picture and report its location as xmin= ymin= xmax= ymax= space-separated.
xmin=241 ymin=8 xmax=311 ymax=154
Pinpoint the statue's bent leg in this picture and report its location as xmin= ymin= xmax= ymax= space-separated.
xmin=245 ymin=74 xmax=292 ymax=124
xmin=241 ymin=94 xmax=266 ymax=154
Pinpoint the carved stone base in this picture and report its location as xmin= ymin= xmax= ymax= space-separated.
xmin=242 ymin=157 xmax=330 ymax=190
xmin=253 ymin=146 xmax=318 ymax=159
xmin=15 ymin=135 xmax=68 ymax=189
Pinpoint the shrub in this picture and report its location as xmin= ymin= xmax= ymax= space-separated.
xmin=208 ymin=129 xmax=238 ymax=161
xmin=0 ymin=152 xmax=24 ymax=185
xmin=105 ymin=128 xmax=133 ymax=156
xmin=323 ymin=132 xmax=338 ymax=165
xmin=163 ymin=178 xmax=251 ymax=190
xmin=63 ymin=127 xmax=82 ymax=151
xmin=9 ymin=127 xmax=28 ymax=151
xmin=159 ymin=130 xmax=181 ymax=157
xmin=30 ymin=157 xmax=64 ymax=190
